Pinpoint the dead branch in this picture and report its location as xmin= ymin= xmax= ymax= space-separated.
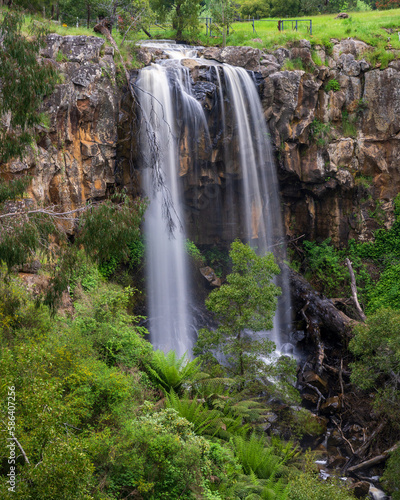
xmin=354 ymin=420 xmax=386 ymax=459
xmin=288 ymin=265 xmax=358 ymax=339
xmin=94 ymin=20 xmax=180 ymax=235
xmin=332 ymin=416 xmax=355 ymax=455
xmin=11 ymin=437 xmax=30 ymax=464
xmin=345 ymin=258 xmax=366 ymax=321
xmin=339 ymin=358 xmax=344 ymax=399
xmin=305 ymin=382 xmax=326 ymax=412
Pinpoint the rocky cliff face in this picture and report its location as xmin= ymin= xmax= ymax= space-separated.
xmin=133 ymin=39 xmax=400 ymax=247
xmin=6 ymin=35 xmax=400 ymax=246
xmin=3 ymin=35 xmax=119 ymax=231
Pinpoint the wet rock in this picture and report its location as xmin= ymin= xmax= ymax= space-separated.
xmin=192 ymin=81 xmax=216 ymax=104
xmin=369 ymin=485 xmax=389 ymax=500
xmin=320 ymin=396 xmax=342 ymax=414
xmin=350 ymin=481 xmax=370 ymax=498
xmin=328 ymin=455 xmax=347 ymax=468
xmin=303 ymin=371 xmax=328 ymax=392
xmin=327 ymin=429 xmax=344 ymax=447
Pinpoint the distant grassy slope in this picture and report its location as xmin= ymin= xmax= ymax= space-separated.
xmin=5 ymin=6 xmax=400 ymax=67
xmin=199 ymin=9 xmax=400 ymax=50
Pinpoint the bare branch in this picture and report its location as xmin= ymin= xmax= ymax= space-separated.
xmin=345 ymin=258 xmax=366 ymax=321
xmin=9 ymin=437 xmax=30 ymax=464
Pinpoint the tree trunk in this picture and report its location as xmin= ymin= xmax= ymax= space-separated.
xmin=87 ymin=3 xmax=91 ymax=29
xmin=175 ymin=2 xmax=182 ymax=40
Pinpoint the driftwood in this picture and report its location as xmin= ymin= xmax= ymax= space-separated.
xmin=288 ymin=266 xmax=358 ymax=339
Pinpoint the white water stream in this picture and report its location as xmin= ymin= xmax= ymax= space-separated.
xmin=136 ymin=42 xmax=292 ymax=356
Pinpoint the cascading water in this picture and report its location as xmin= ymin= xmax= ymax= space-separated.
xmin=136 ymin=46 xmax=209 ymax=357
xmin=212 ymin=65 xmax=292 ymax=350
xmin=136 ymin=42 xmax=292 ymax=356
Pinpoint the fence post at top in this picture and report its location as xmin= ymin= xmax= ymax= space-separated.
xmin=206 ymin=17 xmax=208 ymax=36
xmin=210 ymin=18 xmax=212 ymax=37
xmin=310 ymin=20 xmax=312 ymax=35
xmin=252 ymin=18 xmax=255 ymax=33
xmin=295 ymin=20 xmax=298 ymax=31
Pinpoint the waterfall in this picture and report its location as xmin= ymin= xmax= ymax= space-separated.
xmin=136 ymin=43 xmax=292 ymax=356
xmin=215 ymin=65 xmax=292 ymax=349
xmin=136 ymin=51 xmax=209 ymax=358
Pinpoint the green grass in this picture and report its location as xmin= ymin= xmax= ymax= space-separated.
xmin=197 ymin=10 xmax=400 ymax=67
xmin=5 ymin=6 xmax=400 ymax=69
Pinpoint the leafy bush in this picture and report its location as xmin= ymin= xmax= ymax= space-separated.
xmin=240 ymin=0 xmax=270 ymax=18
xmin=308 ymin=119 xmax=332 ymax=148
xmin=185 ymin=239 xmax=205 ymax=265
xmin=232 ymin=433 xmax=287 ymax=480
xmin=382 ymin=447 xmax=400 ymax=500
xmin=303 ymin=238 xmax=349 ymax=297
xmin=350 ymin=308 xmax=400 ymax=426
xmin=342 ymin=110 xmax=357 ymax=138
xmin=287 ymin=454 xmax=357 ymax=499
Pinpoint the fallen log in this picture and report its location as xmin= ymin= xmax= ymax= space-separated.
xmin=347 ymin=442 xmax=400 ymax=473
xmin=287 ymin=265 xmax=358 ymax=339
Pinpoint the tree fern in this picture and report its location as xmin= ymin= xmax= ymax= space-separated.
xmin=145 ymin=349 xmax=201 ymax=394
xmin=232 ymin=433 xmax=286 ymax=480
xmin=165 ymin=390 xmax=223 ymax=436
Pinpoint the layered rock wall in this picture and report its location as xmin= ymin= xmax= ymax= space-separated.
xmin=3 ymin=35 xmax=119 ymax=231
xmin=4 ymin=35 xmax=400 ymax=247
xmin=196 ymin=41 xmax=400 ymax=246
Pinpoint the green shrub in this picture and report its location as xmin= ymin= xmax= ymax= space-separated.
xmin=311 ymin=50 xmax=323 ymax=66
xmin=185 ymin=239 xmax=205 ymax=265
xmin=282 ymin=57 xmax=305 ymax=71
xmin=350 ymin=308 xmax=400 ymax=427
xmin=144 ymin=350 xmax=201 ymax=394
xmin=308 ymin=119 xmax=331 ymax=148
xmin=325 ymin=78 xmax=341 ymax=92
xmin=342 ymin=110 xmax=357 ymax=138
xmin=383 ymin=447 xmax=400 ymax=500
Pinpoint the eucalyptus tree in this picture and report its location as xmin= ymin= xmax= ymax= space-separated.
xmin=150 ymin=0 xmax=202 ymax=39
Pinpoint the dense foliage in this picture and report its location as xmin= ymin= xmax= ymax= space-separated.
xmin=195 ymin=241 xmax=298 ymax=400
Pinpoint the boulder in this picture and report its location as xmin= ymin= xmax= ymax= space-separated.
xmin=199 ymin=266 xmax=221 ymax=287
xmin=202 ymin=46 xmax=261 ymax=70
xmin=332 ymin=39 xmax=371 ymax=61
xmin=302 ymin=371 xmax=328 ymax=392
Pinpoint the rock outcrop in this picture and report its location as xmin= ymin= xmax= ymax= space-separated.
xmin=3 ymin=34 xmax=119 ymax=231
xmin=4 ymin=35 xmax=400 ymax=246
